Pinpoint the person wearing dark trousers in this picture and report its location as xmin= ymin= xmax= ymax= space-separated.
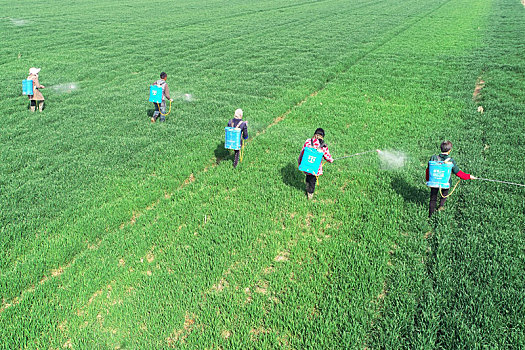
xmin=151 ymin=72 xmax=173 ymax=122
xmin=426 ymin=140 xmax=476 ymax=217
xmin=298 ymin=128 xmax=333 ymax=200
xmin=227 ymin=109 xmax=248 ymax=168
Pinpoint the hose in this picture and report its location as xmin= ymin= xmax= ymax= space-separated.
xmin=315 ymin=160 xmax=326 ymax=186
xmin=240 ymin=139 xmax=245 ymax=163
xmin=439 ymin=180 xmax=461 ymax=198
xmin=156 ymin=100 xmax=172 ymax=117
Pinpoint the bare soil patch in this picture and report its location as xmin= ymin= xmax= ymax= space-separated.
xmin=274 ymin=251 xmax=289 ymax=262
xmin=166 ymin=312 xmax=197 ymax=346
xmin=250 ymin=326 xmax=271 ymax=341
xmin=473 ymin=78 xmax=485 ymax=100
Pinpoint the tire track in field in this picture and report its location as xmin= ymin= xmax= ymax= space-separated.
xmin=0 ymin=2 xmax=354 ymax=309
xmin=159 ymin=0 xmax=337 ymax=33
xmin=180 ymin=0 xmax=459 ymax=331
xmin=0 ymin=0 xmax=451 ymax=316
xmin=120 ymin=0 xmax=450 ymax=229
xmin=154 ymin=0 xmax=380 ymax=73
xmin=0 ymin=0 xmax=379 ymax=282
xmin=201 ymin=0 xmax=459 ymax=342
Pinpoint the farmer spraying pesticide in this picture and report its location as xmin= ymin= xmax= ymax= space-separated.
xmin=298 ymin=128 xmax=333 ymax=200
xmin=149 ymin=72 xmax=173 ymax=122
xmin=426 ymin=140 xmax=477 ymax=217
xmin=225 ymin=109 xmax=248 ymax=168
xmin=24 ymin=67 xmax=45 ymax=112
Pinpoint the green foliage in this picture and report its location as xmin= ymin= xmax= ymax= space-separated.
xmin=1 ymin=0 xmax=524 ymax=348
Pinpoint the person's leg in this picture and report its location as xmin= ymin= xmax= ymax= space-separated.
xmin=159 ymin=101 xmax=167 ymax=122
xmin=306 ymin=174 xmax=316 ymax=199
xmin=438 ymin=188 xmax=449 ymax=209
xmin=30 ymin=100 xmax=36 ymax=112
xmin=233 ymin=150 xmax=240 ymax=168
xmin=38 ymin=101 xmax=44 ymax=112
xmin=429 ymin=188 xmax=439 ymax=217
xmin=152 ymin=103 xmax=160 ymax=122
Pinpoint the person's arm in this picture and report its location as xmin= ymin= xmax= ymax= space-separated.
xmin=322 ymin=146 xmax=334 ymax=163
xmin=298 ymin=141 xmax=307 ymax=165
xmin=451 ymin=160 xmax=472 ymax=180
xmin=242 ymin=122 xmax=248 ymax=140
xmin=34 ymin=76 xmax=44 ymax=89
xmin=164 ymin=83 xmax=172 ymax=101
xmin=455 ymin=170 xmax=471 ymax=180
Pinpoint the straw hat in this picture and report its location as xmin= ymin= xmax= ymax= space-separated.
xmin=29 ymin=67 xmax=41 ymax=75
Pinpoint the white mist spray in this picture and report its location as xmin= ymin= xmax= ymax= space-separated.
xmin=377 ymin=150 xmax=407 ymax=170
xmin=10 ymin=18 xmax=29 ymax=26
xmin=172 ymin=92 xmax=195 ymax=102
xmin=51 ymin=83 xmax=79 ymax=93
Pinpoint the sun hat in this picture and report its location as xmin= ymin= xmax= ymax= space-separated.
xmin=234 ymin=108 xmax=243 ymax=119
xmin=29 ymin=67 xmax=41 ymax=75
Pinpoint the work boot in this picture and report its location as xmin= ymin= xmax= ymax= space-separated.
xmin=151 ymin=117 xmax=156 ymax=123
xmin=307 ymin=193 xmax=313 ymax=200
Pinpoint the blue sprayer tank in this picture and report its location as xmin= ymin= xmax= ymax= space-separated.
xmin=299 ymin=147 xmax=324 ymax=176
xmin=22 ymin=79 xmax=33 ymax=95
xmin=149 ymin=85 xmax=163 ymax=103
xmin=427 ymin=161 xmax=453 ymax=189
xmin=225 ymin=127 xmax=242 ymax=150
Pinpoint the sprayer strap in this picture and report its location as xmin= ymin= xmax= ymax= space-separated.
xmin=309 ymin=138 xmax=326 ymax=150
xmin=236 ymin=120 xmax=244 ymax=129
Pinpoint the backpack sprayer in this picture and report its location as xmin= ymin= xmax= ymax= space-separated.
xmin=22 ymin=79 xmax=33 ymax=95
xmin=149 ymin=85 xmax=172 ymax=116
xmin=224 ymin=122 xmax=246 ymax=162
xmin=299 ymin=148 xmax=380 ymax=185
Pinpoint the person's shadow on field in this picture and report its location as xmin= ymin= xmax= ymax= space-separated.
xmin=390 ymin=175 xmax=427 ymax=206
xmin=214 ymin=142 xmax=233 ymax=165
xmin=281 ymin=162 xmax=304 ymax=191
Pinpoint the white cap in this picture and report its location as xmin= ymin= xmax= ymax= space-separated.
xmin=29 ymin=67 xmax=41 ymax=75
xmin=234 ymin=108 xmax=243 ymax=119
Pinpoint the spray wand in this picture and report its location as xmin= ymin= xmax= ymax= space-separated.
xmin=474 ymin=177 xmax=525 ymax=187
xmin=332 ymin=149 xmax=379 ymax=161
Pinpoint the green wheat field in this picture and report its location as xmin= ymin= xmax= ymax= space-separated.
xmin=1 ymin=0 xmax=524 ymax=348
